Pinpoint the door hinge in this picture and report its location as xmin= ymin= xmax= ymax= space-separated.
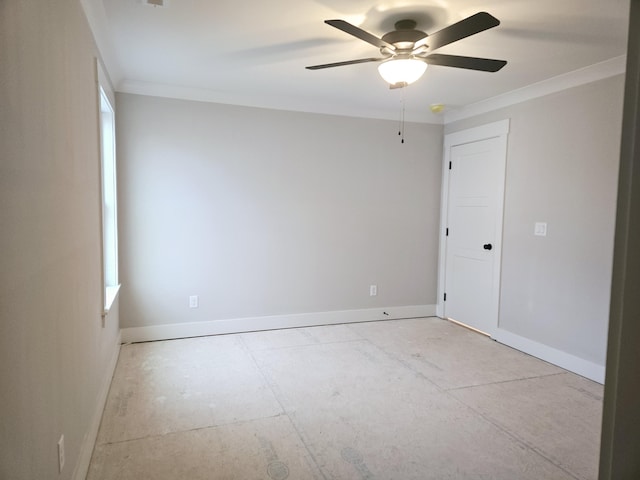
xmin=449 ymin=161 xmax=452 ymax=170
xmin=446 ymin=228 xmax=449 ymax=236
xmin=444 ymin=293 xmax=447 ymax=301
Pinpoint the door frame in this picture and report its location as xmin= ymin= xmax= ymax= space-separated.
xmin=436 ymin=119 xmax=510 ymax=336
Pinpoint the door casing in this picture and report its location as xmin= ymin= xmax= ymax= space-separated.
xmin=436 ymin=119 xmax=510 ymax=336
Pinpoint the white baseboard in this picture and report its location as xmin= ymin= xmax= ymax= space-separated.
xmin=493 ymin=328 xmax=605 ymax=384
xmin=121 ymin=305 xmax=437 ymax=343
xmin=72 ymin=330 xmax=122 ymax=480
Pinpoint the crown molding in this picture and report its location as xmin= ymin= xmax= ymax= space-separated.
xmin=444 ymin=55 xmax=627 ymax=124
xmin=118 ymin=79 xmax=445 ymax=124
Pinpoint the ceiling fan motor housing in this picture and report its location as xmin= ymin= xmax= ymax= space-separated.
xmin=381 ymin=20 xmax=427 ymax=51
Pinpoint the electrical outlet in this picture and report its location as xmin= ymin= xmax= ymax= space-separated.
xmin=369 ymin=285 xmax=377 ymax=296
xmin=57 ymin=435 xmax=65 ymax=472
xmin=189 ymin=295 xmax=199 ymax=308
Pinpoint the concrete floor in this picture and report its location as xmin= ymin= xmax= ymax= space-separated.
xmin=87 ymin=317 xmax=603 ymax=480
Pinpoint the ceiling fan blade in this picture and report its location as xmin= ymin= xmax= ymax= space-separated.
xmin=306 ymin=57 xmax=388 ymax=70
xmin=325 ymin=19 xmax=395 ymax=50
xmin=426 ymin=12 xmax=500 ymax=51
xmin=422 ymin=53 xmax=506 ymax=72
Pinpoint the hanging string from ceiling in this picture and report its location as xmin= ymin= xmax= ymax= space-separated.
xmin=398 ymin=87 xmax=406 ymax=144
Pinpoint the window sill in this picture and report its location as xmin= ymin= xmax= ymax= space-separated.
xmin=103 ymin=284 xmax=121 ymax=317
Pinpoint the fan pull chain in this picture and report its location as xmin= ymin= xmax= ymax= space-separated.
xmin=399 ymin=88 xmax=406 ymax=144
xmin=401 ymin=97 xmax=405 ymax=144
xmin=398 ymin=96 xmax=403 ymax=138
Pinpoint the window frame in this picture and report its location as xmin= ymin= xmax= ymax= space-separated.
xmin=98 ymin=82 xmax=120 ymax=315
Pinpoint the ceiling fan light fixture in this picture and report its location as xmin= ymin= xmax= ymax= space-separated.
xmin=378 ymin=58 xmax=427 ymax=86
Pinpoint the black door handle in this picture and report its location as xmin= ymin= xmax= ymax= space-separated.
xmin=483 ymin=243 xmax=493 ymax=250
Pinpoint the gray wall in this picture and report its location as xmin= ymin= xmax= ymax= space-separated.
xmin=116 ymin=94 xmax=443 ymax=329
xmin=0 ymin=1 xmax=121 ymax=479
xmin=446 ymin=74 xmax=625 ymax=366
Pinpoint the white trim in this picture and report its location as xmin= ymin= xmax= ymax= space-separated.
xmin=102 ymin=284 xmax=121 ymax=317
xmin=72 ymin=330 xmax=121 ymax=480
xmin=493 ymin=328 xmax=605 ymax=384
xmin=98 ymin=87 xmax=119 ymax=319
xmin=443 ymin=119 xmax=510 ymax=148
xmin=444 ymin=55 xmax=627 ymax=124
xmin=121 ymin=305 xmax=436 ymax=343
xmin=437 ymin=119 xmax=510 ymax=334
xmin=80 ymin=0 xmax=123 ymax=88
xmin=96 ymin=60 xmax=116 ymax=110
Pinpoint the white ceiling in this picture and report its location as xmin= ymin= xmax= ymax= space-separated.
xmin=87 ymin=0 xmax=630 ymax=123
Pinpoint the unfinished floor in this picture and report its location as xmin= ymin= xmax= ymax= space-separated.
xmin=87 ymin=317 xmax=602 ymax=480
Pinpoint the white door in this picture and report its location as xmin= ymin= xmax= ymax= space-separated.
xmin=440 ymin=121 xmax=509 ymax=336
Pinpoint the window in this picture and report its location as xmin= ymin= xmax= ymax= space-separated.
xmin=99 ymin=86 xmax=119 ymax=313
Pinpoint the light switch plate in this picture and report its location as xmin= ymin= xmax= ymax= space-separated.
xmin=534 ymin=222 xmax=547 ymax=236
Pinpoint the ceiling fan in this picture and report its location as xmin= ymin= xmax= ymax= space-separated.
xmin=306 ymin=12 xmax=507 ymax=88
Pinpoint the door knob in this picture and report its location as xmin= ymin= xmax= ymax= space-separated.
xmin=483 ymin=243 xmax=493 ymax=250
